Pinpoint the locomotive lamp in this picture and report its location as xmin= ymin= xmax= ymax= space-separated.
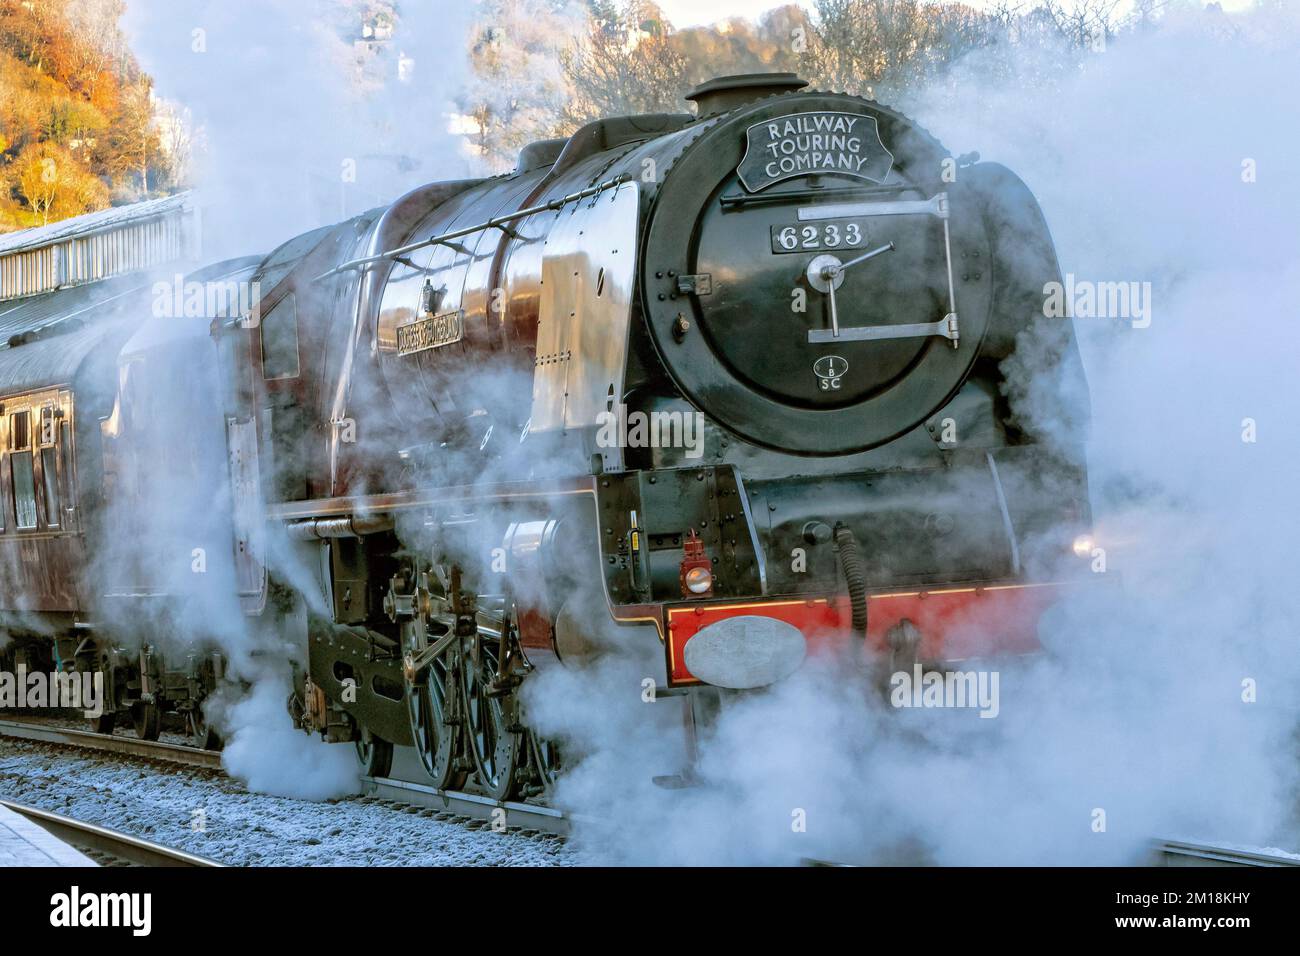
xmin=1072 ymin=534 xmax=1096 ymax=558
xmin=680 ymin=529 xmax=713 ymax=597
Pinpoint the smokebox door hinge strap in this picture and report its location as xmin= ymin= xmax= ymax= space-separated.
xmin=676 ymin=273 xmax=712 ymax=296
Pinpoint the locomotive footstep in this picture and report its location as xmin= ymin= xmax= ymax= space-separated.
xmin=651 ymin=770 xmax=702 ymax=790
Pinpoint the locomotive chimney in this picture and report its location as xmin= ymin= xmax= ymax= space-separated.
xmin=685 ymin=73 xmax=809 ymax=117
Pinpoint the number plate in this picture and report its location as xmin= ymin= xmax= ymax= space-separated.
xmin=395 ymin=308 xmax=464 ymax=356
xmin=771 ymin=218 xmax=869 ymax=254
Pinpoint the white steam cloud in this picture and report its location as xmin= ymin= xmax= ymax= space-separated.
xmin=93 ymin=1 xmax=1299 ymax=843
xmin=219 ymin=664 xmax=359 ymax=800
xmin=527 ymin=3 xmax=1300 ymax=865
xmin=108 ymin=1 xmax=475 ymax=796
xmin=122 ymin=0 xmax=474 ymax=256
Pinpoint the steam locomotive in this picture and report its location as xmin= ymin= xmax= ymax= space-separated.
xmin=0 ymin=74 xmax=1090 ymax=798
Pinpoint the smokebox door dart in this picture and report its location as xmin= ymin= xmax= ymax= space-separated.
xmin=803 ymin=237 xmax=896 ymax=331
xmin=804 ymin=242 xmax=957 ymax=344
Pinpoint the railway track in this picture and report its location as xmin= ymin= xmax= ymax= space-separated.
xmin=360 ymin=775 xmax=571 ymax=837
xmin=803 ymin=841 xmax=1300 ymax=867
xmin=1 ymin=799 xmax=220 ymax=867
xmin=1156 ymin=839 xmax=1300 ymax=867
xmin=0 ymin=717 xmax=571 ymax=839
xmin=8 ymin=718 xmax=1296 ymax=864
xmin=0 ymin=718 xmax=222 ymax=770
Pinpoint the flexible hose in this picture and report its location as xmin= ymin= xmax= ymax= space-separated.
xmin=834 ymin=524 xmax=868 ymax=637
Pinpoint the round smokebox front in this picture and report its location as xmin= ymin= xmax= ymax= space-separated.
xmin=641 ymin=94 xmax=994 ymax=455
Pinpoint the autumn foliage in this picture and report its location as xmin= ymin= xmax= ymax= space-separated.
xmin=465 ymin=0 xmax=1137 ymax=171
xmin=0 ymin=0 xmax=162 ymax=231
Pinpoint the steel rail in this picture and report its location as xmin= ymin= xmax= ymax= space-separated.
xmin=9 ymin=721 xmax=1295 ymax=863
xmin=800 ymin=840 xmax=1300 ymax=867
xmin=1 ymin=799 xmax=221 ymax=867
xmin=0 ymin=719 xmax=570 ymax=840
xmin=360 ymin=775 xmax=573 ymax=837
xmin=1156 ymin=839 xmax=1300 ymax=867
xmin=0 ymin=719 xmax=223 ymax=770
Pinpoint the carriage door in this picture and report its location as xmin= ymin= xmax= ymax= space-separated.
xmin=41 ymin=390 xmax=77 ymax=532
xmin=30 ymin=392 xmax=72 ymax=534
xmin=218 ymin=323 xmax=268 ymax=615
xmin=227 ymin=417 xmax=266 ymax=613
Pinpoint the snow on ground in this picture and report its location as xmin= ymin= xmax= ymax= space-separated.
xmin=0 ymin=739 xmax=575 ymax=866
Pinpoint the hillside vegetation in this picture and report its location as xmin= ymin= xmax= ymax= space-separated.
xmin=0 ymin=0 xmax=1184 ymax=230
xmin=0 ymin=0 xmax=171 ymax=231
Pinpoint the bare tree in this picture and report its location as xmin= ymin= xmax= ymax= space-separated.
xmin=107 ymin=76 xmax=160 ymax=197
xmin=1040 ymin=0 xmax=1124 ymax=50
xmin=60 ymin=0 xmax=129 ymax=105
xmin=153 ymin=97 xmax=193 ymax=191
xmin=797 ymin=0 xmax=1008 ymax=102
xmin=560 ymin=1 xmax=690 ymax=126
xmin=459 ymin=0 xmax=582 ymax=172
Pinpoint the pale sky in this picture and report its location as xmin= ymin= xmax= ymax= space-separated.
xmin=653 ymin=0 xmax=1260 ymax=29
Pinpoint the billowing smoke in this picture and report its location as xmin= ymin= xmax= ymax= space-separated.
xmin=218 ymin=659 xmax=359 ymax=800
xmin=122 ymin=0 xmax=474 ymax=256
xmin=526 ymin=2 xmax=1300 ymax=864
xmin=99 ymin=1 xmax=474 ymax=795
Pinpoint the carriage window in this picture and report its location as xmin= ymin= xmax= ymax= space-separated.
xmin=260 ymin=294 xmax=300 ymax=380
xmin=41 ymin=446 xmax=60 ymax=527
xmin=11 ymin=451 xmax=36 ymax=529
xmin=10 ymin=410 xmax=29 ymax=450
xmin=8 ymin=410 xmax=35 ymax=530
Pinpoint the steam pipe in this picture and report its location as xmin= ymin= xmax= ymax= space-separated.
xmin=833 ymin=524 xmax=868 ymax=638
xmin=285 ymin=514 xmax=395 ymax=541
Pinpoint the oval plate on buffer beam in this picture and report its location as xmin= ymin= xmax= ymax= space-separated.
xmin=682 ymin=615 xmax=807 ymax=689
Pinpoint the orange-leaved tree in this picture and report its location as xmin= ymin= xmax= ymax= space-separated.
xmin=9 ymin=140 xmax=109 ymax=226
